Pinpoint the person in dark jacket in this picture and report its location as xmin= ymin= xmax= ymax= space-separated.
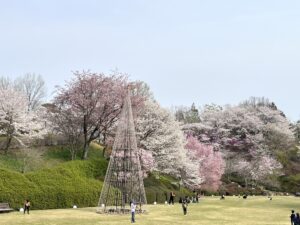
xmin=24 ymin=200 xmax=30 ymax=214
xmin=295 ymin=213 xmax=300 ymax=225
xmin=182 ymin=199 xmax=188 ymax=215
xmin=291 ymin=210 xmax=296 ymax=225
xmin=169 ymin=192 xmax=175 ymax=205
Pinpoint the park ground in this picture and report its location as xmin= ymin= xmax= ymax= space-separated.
xmin=0 ymin=196 xmax=298 ymax=225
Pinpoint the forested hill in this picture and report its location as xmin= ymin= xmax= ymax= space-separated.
xmin=1 ymin=74 xmax=300 ymax=209
xmin=176 ymin=97 xmax=300 ymax=193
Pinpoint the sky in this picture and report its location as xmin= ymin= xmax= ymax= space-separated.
xmin=0 ymin=0 xmax=299 ymax=121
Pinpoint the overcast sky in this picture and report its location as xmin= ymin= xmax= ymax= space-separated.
xmin=0 ymin=0 xmax=299 ymax=121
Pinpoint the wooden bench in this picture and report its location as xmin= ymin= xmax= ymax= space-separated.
xmin=0 ymin=203 xmax=14 ymax=213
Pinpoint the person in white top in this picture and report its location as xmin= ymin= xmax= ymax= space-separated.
xmin=24 ymin=200 xmax=31 ymax=214
xmin=131 ymin=201 xmax=136 ymax=223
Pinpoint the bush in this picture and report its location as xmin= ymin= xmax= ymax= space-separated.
xmin=279 ymin=174 xmax=300 ymax=193
xmin=0 ymin=156 xmax=192 ymax=209
xmin=0 ymin=168 xmax=38 ymax=210
xmin=144 ymin=174 xmax=192 ymax=204
xmin=0 ymin=160 xmax=103 ymax=210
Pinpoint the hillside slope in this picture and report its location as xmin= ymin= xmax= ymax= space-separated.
xmin=0 ymin=143 xmax=192 ymax=209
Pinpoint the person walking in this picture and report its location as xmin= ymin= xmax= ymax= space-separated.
xmin=131 ymin=201 xmax=136 ymax=223
xmin=24 ymin=200 xmax=30 ymax=214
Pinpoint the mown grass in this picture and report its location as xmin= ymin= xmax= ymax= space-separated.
xmin=0 ymin=196 xmax=297 ymax=225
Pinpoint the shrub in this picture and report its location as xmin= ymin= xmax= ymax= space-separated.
xmin=0 ymin=160 xmax=103 ymax=209
xmin=0 ymin=157 xmax=192 ymax=209
xmin=279 ymin=174 xmax=300 ymax=193
xmin=0 ymin=168 xmax=38 ymax=209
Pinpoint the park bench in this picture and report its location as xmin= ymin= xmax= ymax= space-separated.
xmin=0 ymin=203 xmax=14 ymax=213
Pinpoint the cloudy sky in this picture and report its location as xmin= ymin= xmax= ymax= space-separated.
xmin=0 ymin=0 xmax=299 ymax=120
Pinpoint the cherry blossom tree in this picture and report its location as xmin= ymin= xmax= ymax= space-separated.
xmin=0 ymin=76 xmax=11 ymax=90
xmin=135 ymin=99 xmax=188 ymax=177
xmin=135 ymin=99 xmax=203 ymax=187
xmin=0 ymin=87 xmax=47 ymax=153
xmin=53 ymin=71 xmax=145 ymax=159
xmin=250 ymin=155 xmax=282 ymax=181
xmin=0 ymin=88 xmax=28 ymax=152
xmin=182 ymin=98 xmax=294 ymax=185
xmin=185 ymin=136 xmax=225 ymax=191
xmin=233 ymin=155 xmax=282 ymax=187
xmin=139 ymin=149 xmax=155 ymax=177
xmin=294 ymin=120 xmax=300 ymax=143
xmin=0 ymin=74 xmax=46 ymax=112
xmin=45 ymin=103 xmax=83 ymax=160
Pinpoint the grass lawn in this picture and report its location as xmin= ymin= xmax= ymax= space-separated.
xmin=0 ymin=196 xmax=298 ymax=225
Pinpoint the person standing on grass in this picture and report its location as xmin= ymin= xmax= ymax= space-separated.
xmin=295 ymin=213 xmax=300 ymax=225
xmin=169 ymin=191 xmax=175 ymax=205
xmin=182 ymin=199 xmax=188 ymax=215
xmin=196 ymin=192 xmax=200 ymax=203
xmin=131 ymin=201 xmax=136 ymax=223
xmin=291 ymin=210 xmax=296 ymax=225
xmin=24 ymin=200 xmax=30 ymax=214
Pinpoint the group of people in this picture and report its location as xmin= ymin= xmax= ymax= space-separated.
xmin=22 ymin=199 xmax=137 ymax=223
xmin=130 ymin=192 xmax=191 ymax=223
xmin=20 ymin=196 xmax=300 ymax=224
xmin=169 ymin=192 xmax=193 ymax=215
xmin=291 ymin=210 xmax=300 ymax=225
xmin=175 ymin=192 xmax=200 ymax=204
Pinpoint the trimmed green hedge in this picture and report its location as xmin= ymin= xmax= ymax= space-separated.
xmin=0 ymin=168 xmax=38 ymax=209
xmin=0 ymin=156 xmax=191 ymax=209
xmin=0 ymin=160 xmax=104 ymax=210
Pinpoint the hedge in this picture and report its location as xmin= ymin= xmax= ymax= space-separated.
xmin=0 ymin=160 xmax=104 ymax=210
xmin=0 ymin=158 xmax=192 ymax=209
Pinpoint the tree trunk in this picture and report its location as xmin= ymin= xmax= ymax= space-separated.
xmin=82 ymin=115 xmax=88 ymax=160
xmin=4 ymin=135 xmax=12 ymax=154
xmin=70 ymin=146 xmax=75 ymax=160
xmin=101 ymin=132 xmax=107 ymax=157
xmin=82 ymin=141 xmax=90 ymax=160
xmin=21 ymin=157 xmax=26 ymax=173
xmin=102 ymin=146 xmax=106 ymax=157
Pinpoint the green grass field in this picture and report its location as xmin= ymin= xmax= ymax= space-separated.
xmin=0 ymin=196 xmax=298 ymax=225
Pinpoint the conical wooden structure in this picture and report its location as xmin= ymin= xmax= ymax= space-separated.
xmin=97 ymin=93 xmax=147 ymax=213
